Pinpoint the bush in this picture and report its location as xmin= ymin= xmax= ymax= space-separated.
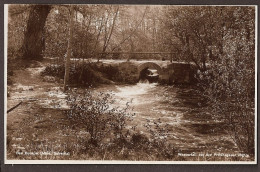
xmin=64 ymin=89 xmax=178 ymax=160
xmin=194 ymin=7 xmax=255 ymax=155
xmin=89 ymin=63 xmax=119 ymax=81
xmin=197 ymin=53 xmax=255 ymax=155
xmin=41 ymin=62 xmax=119 ymax=86
xmin=66 ymin=89 xmax=134 ymax=146
xmin=41 ymin=61 xmax=141 ymax=86
xmin=41 ymin=64 xmax=65 ymax=78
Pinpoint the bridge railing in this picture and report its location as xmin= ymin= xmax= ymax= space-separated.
xmin=98 ymin=52 xmax=176 ymax=54
xmin=98 ymin=52 xmax=179 ymax=61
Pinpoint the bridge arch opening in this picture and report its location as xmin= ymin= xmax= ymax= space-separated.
xmin=138 ymin=62 xmax=162 ymax=83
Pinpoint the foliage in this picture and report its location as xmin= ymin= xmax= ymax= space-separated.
xmin=197 ymin=53 xmax=255 ymax=155
xmin=163 ymin=7 xmax=250 ymax=69
xmin=64 ymin=89 xmax=177 ymax=159
xmin=8 ymin=5 xmax=168 ymax=62
xmin=41 ymin=64 xmax=65 ymax=78
xmin=90 ymin=63 xmax=119 ymax=80
xmin=195 ymin=7 xmax=255 ymax=154
xmin=7 ymin=4 xmax=256 ymax=158
xmin=41 ymin=61 xmax=142 ymax=85
xmin=44 ymin=7 xmax=69 ymax=58
xmin=41 ymin=62 xmax=117 ymax=86
xmin=66 ymin=89 xmax=135 ymax=145
xmin=44 ymin=6 xmax=101 ymax=59
xmin=162 ymin=6 xmax=255 ymax=154
xmin=8 ymin=5 xmax=30 ymax=59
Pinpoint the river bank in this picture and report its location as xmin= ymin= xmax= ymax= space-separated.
xmin=6 ymin=59 xmax=252 ymax=161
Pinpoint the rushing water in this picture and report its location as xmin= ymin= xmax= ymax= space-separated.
xmin=94 ymin=81 xmax=238 ymax=154
xmin=114 ymin=81 xmax=158 ymax=106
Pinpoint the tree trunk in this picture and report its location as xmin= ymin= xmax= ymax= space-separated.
xmin=99 ymin=7 xmax=120 ymax=61
xmin=91 ymin=17 xmax=105 ymax=58
xmin=64 ymin=6 xmax=74 ymax=91
xmin=22 ymin=5 xmax=51 ymax=60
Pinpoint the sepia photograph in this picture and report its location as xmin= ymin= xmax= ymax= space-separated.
xmin=4 ymin=4 xmax=256 ymax=163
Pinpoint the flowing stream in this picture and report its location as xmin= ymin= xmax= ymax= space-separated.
xmin=94 ymin=81 xmax=238 ymax=154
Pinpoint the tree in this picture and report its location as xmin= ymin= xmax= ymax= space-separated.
xmin=8 ymin=5 xmax=29 ymax=59
xmin=44 ymin=6 xmax=70 ymax=60
xmin=22 ymin=5 xmax=51 ymax=60
xmin=99 ymin=6 xmax=120 ymax=61
xmin=200 ymin=7 xmax=255 ymax=155
xmin=111 ymin=7 xmax=148 ymax=51
xmin=162 ymin=6 xmax=227 ymax=70
xmin=64 ymin=5 xmax=74 ymax=91
xmin=162 ymin=6 xmax=255 ymax=155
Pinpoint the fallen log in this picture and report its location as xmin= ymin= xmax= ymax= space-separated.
xmin=7 ymin=101 xmax=23 ymax=113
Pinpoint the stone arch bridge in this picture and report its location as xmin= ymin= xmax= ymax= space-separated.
xmin=116 ymin=61 xmax=196 ymax=84
xmin=138 ymin=62 xmax=163 ymax=74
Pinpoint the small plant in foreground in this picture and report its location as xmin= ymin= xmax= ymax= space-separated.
xmin=66 ymin=89 xmax=134 ymax=146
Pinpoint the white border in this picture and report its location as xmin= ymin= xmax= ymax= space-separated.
xmin=4 ymin=4 xmax=258 ymax=164
xmin=254 ymin=4 xmax=258 ymax=164
xmin=4 ymin=4 xmax=8 ymax=164
xmin=3 ymin=160 xmax=258 ymax=164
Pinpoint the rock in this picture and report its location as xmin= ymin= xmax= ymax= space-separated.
xmin=43 ymin=76 xmax=56 ymax=82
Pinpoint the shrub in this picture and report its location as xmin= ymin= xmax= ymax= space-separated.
xmin=41 ymin=61 xmax=141 ymax=86
xmin=194 ymin=6 xmax=255 ymax=155
xmin=65 ymin=89 xmax=177 ymax=160
xmin=41 ymin=64 xmax=65 ymax=78
xmin=90 ymin=63 xmax=119 ymax=81
xmin=66 ymin=89 xmax=134 ymax=146
xmin=41 ymin=62 xmax=118 ymax=86
xmin=197 ymin=53 xmax=255 ymax=155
